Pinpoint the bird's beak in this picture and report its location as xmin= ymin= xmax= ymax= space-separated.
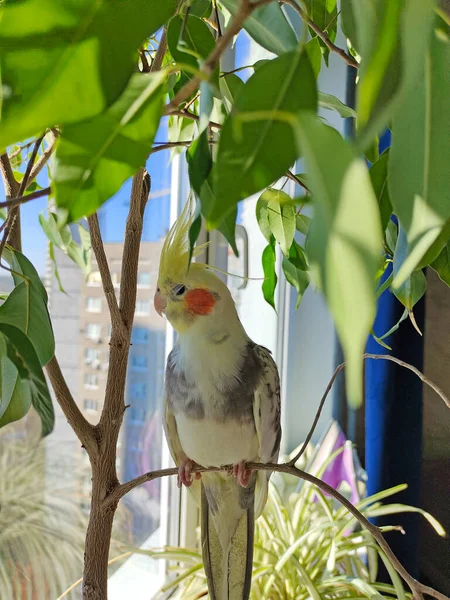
xmin=154 ymin=290 xmax=167 ymax=317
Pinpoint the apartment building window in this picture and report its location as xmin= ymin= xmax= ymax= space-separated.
xmin=131 ymin=327 xmax=148 ymax=344
xmin=83 ymin=399 xmax=99 ymax=411
xmin=112 ymin=272 xmax=120 ymax=287
xmin=131 ymin=354 xmax=148 ymax=371
xmin=87 ymin=270 xmax=101 ymax=286
xmin=86 ymin=297 xmax=102 ymax=312
xmin=84 ymin=373 xmax=98 ymax=389
xmin=84 ymin=347 xmax=100 ymax=363
xmin=130 ymin=382 xmax=146 ymax=399
xmin=85 ymin=323 xmax=101 ymax=340
xmin=135 ymin=299 xmax=150 ymax=315
xmin=137 ymin=272 xmax=151 ymax=287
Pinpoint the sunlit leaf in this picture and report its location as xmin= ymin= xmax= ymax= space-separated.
xmin=304 ymin=0 xmax=338 ymax=66
xmin=54 ymin=71 xmax=165 ymax=221
xmin=255 ymin=196 xmax=272 ymax=243
xmin=0 ymin=0 xmax=177 ymax=149
xmin=296 ymin=116 xmax=382 ymax=407
xmin=318 ymin=92 xmax=356 ymax=119
xmin=295 ymin=214 xmax=311 ymax=236
xmin=211 ymin=50 xmax=317 ymax=225
xmin=220 ymin=0 xmax=297 ymax=56
xmin=262 ymin=189 xmax=296 ymax=257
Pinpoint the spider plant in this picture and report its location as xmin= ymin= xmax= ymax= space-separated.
xmin=134 ymin=451 xmax=445 ymax=600
xmin=0 ymin=437 xmax=88 ymax=600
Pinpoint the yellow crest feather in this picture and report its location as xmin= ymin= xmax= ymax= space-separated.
xmin=158 ymin=196 xmax=206 ymax=285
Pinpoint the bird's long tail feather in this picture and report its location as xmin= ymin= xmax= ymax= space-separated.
xmin=201 ymin=477 xmax=254 ymax=600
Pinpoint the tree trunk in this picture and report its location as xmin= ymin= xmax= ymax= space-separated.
xmin=82 ymin=458 xmax=119 ymax=600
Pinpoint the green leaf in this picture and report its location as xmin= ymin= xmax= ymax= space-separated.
xmin=390 ymin=22 xmax=450 ymax=287
xmin=199 ymin=81 xmax=214 ymax=133
xmin=256 ymin=197 xmax=272 ymax=243
xmin=282 ymin=241 xmax=310 ymax=308
xmin=318 ymin=92 xmax=356 ymax=119
xmin=354 ymin=0 xmax=435 ymax=149
xmin=186 ymin=131 xmax=238 ymax=255
xmin=369 ymin=150 xmax=392 ymax=232
xmin=262 ymin=241 xmax=277 ymax=311
xmin=0 ymin=208 xmax=6 ymax=221
xmin=1 ymin=248 xmax=55 ymax=366
xmin=53 ymin=71 xmax=165 ymax=221
xmin=211 ymin=49 xmax=317 ymax=225
xmin=0 ymin=360 xmax=32 ymax=430
xmin=296 ymin=115 xmax=382 ymax=407
xmin=295 ymin=214 xmax=311 ymax=236
xmin=0 ymin=0 xmax=177 ymax=149
xmin=48 ymin=242 xmax=67 ymax=294
xmin=188 ymin=213 xmax=202 ymax=267
xmin=0 ymin=324 xmax=54 ymax=436
xmin=394 ymin=270 xmax=427 ymax=315
xmin=261 ymin=189 xmax=296 ymax=257
xmin=304 ymin=0 xmax=338 ymax=65
xmin=167 ymin=14 xmax=217 ymax=84
xmin=220 ymin=0 xmax=297 ymax=56
xmin=188 ymin=0 xmax=212 ymax=18
xmin=430 ymin=240 xmax=450 ymax=287
xmin=377 ymin=307 xmax=408 ymax=342
xmin=340 ymin=0 xmax=359 ymax=53
xmin=305 ymin=38 xmax=322 ymax=79
xmin=219 ymin=73 xmax=244 ymax=113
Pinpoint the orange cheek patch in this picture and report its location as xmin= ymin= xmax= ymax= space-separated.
xmin=185 ymin=289 xmax=216 ymax=315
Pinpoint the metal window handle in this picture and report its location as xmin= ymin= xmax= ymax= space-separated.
xmin=235 ymin=224 xmax=249 ymax=290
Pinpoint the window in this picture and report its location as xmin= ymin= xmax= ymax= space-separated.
xmin=112 ymin=272 xmax=120 ymax=287
xmin=86 ymin=296 xmax=102 ymax=312
xmin=131 ymin=354 xmax=148 ymax=371
xmin=83 ymin=399 xmax=99 ymax=411
xmin=85 ymin=323 xmax=101 ymax=339
xmin=84 ymin=347 xmax=100 ymax=363
xmin=87 ymin=270 xmax=101 ymax=286
xmin=132 ymin=327 xmax=149 ymax=343
xmin=84 ymin=373 xmax=98 ymax=388
xmin=130 ymin=382 xmax=147 ymax=399
xmin=135 ymin=299 xmax=150 ymax=315
xmin=137 ymin=272 xmax=151 ymax=287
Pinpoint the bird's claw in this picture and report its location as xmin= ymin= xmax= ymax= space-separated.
xmin=232 ymin=460 xmax=252 ymax=488
xmin=177 ymin=458 xmax=201 ymax=488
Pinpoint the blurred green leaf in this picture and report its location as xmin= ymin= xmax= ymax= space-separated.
xmin=167 ymin=14 xmax=217 ymax=85
xmin=211 ymin=50 xmax=317 ymax=225
xmin=219 ymin=73 xmax=244 ymax=113
xmin=369 ymin=150 xmax=392 ymax=232
xmin=0 ymin=0 xmax=177 ymax=149
xmin=0 ymin=208 xmax=6 ymax=221
xmin=296 ymin=116 xmax=382 ymax=407
xmin=305 ymin=38 xmax=322 ymax=79
xmin=187 ymin=131 xmax=238 ymax=255
xmin=220 ymin=0 xmax=297 ymax=56
xmin=295 ymin=214 xmax=311 ymax=236
xmin=262 ymin=189 xmax=296 ymax=257
xmin=340 ymin=0 xmax=359 ymax=53
xmin=199 ymin=81 xmax=214 ymax=133
xmin=318 ymin=92 xmax=356 ymax=119
xmin=262 ymin=241 xmax=277 ymax=311
xmin=1 ymin=247 xmax=54 ymax=366
xmin=355 ymin=0 xmax=435 ymax=149
xmin=53 ymin=71 xmax=165 ymax=221
xmin=0 ymin=324 xmax=54 ymax=436
xmin=283 ymin=241 xmax=310 ymax=308
xmin=430 ymin=241 xmax=450 ymax=287
xmin=390 ymin=22 xmax=450 ymax=287
xmin=188 ymin=0 xmax=212 ymax=18
xmin=364 ymin=135 xmax=379 ymax=164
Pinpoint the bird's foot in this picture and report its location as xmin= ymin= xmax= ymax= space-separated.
xmin=233 ymin=460 xmax=252 ymax=488
xmin=177 ymin=457 xmax=201 ymax=488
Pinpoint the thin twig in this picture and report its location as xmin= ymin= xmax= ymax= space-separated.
xmin=169 ymin=109 xmax=222 ymax=129
xmin=27 ymin=130 xmax=58 ymax=184
xmin=0 ymin=186 xmax=52 ymax=210
xmin=286 ymin=170 xmax=310 ymax=194
xmin=281 ymin=0 xmax=359 ymax=69
xmin=87 ymin=213 xmax=126 ymax=336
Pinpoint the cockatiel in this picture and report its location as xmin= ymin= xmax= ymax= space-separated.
xmin=154 ymin=199 xmax=281 ymax=600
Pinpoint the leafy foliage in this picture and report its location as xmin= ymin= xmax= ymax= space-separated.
xmin=1 ymin=0 xmax=449 ymax=412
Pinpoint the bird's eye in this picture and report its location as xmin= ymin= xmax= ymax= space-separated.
xmin=173 ymin=284 xmax=186 ymax=296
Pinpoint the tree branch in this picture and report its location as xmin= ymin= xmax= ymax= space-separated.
xmin=27 ymin=129 xmax=58 ymax=184
xmin=281 ymin=0 xmax=359 ymax=69
xmin=87 ymin=213 xmax=126 ymax=336
xmin=169 ymin=108 xmax=222 ymax=130
xmin=165 ymin=0 xmax=272 ymax=113
xmin=45 ymin=356 xmax=97 ymax=455
xmin=0 ymin=186 xmax=51 ymax=210
xmin=286 ymin=170 xmax=310 ymax=194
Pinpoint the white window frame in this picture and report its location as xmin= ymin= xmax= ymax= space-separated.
xmin=84 ymin=372 xmax=99 ymax=389
xmin=85 ymin=323 xmax=101 ymax=340
xmin=135 ymin=299 xmax=151 ymax=316
xmin=86 ymin=296 xmax=102 ymax=313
